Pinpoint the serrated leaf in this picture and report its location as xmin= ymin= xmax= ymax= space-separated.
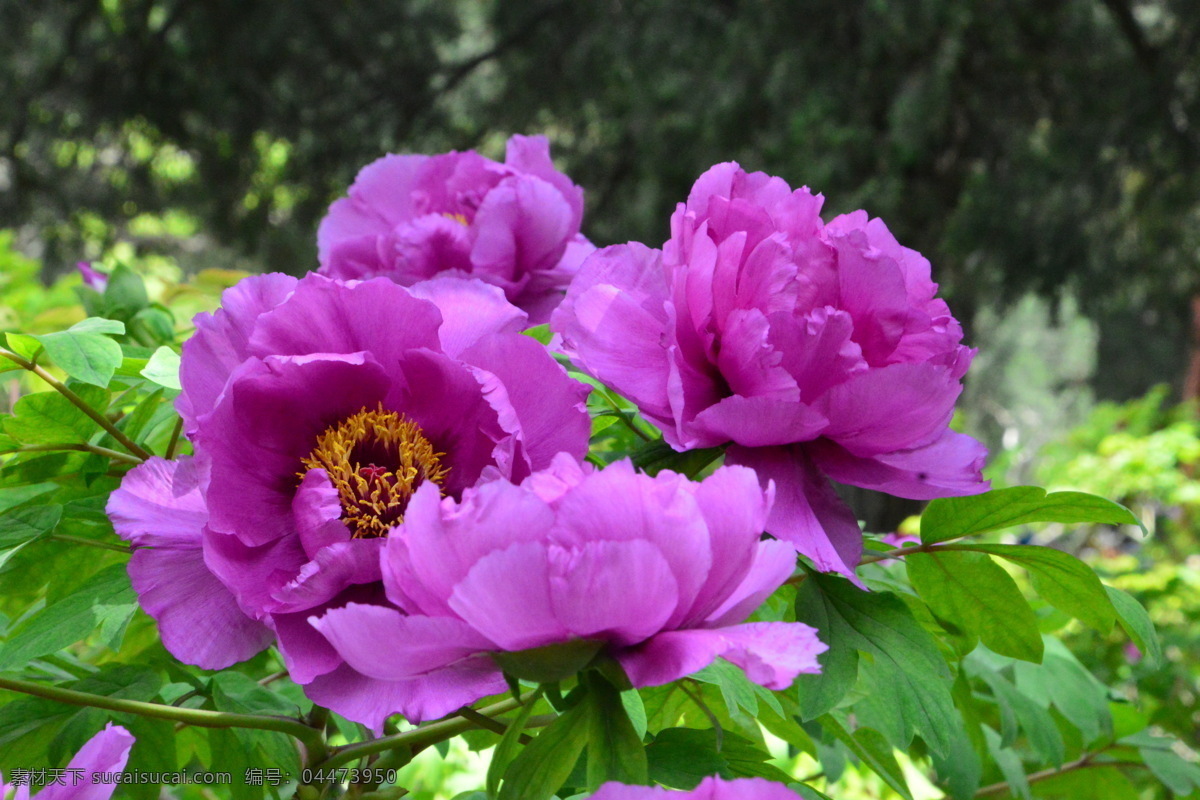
xmin=908 ymin=550 xmax=1043 ymax=662
xmin=0 ymin=504 xmax=62 ymax=550
xmin=1040 ymin=637 xmax=1111 ymax=745
xmin=34 ymin=318 xmax=126 ymax=387
xmin=1105 ymin=586 xmax=1163 ymax=668
xmin=0 ymin=563 xmax=136 ymax=669
xmin=141 ymin=346 xmax=181 ymax=391
xmin=645 ymin=727 xmax=792 ymax=789
xmin=920 ymin=487 xmax=1142 ymax=544
xmin=798 ymin=573 xmax=956 ymax=756
xmin=965 ymin=544 xmax=1115 ymax=632
xmin=2 ymin=385 xmax=109 ymax=444
xmin=585 ymin=672 xmax=649 ymax=789
xmin=820 ymin=718 xmax=912 ymax=800
xmin=793 ymin=577 xmax=860 ymax=720
xmin=972 ymin=659 xmax=1065 ymax=766
xmin=499 ymin=699 xmax=590 ymax=800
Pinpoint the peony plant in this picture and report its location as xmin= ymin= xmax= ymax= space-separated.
xmin=0 ymin=142 xmax=1185 ymax=800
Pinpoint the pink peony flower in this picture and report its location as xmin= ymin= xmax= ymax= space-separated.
xmin=0 ymin=724 xmax=134 ymax=800
xmin=552 ymin=163 xmax=988 ymax=577
xmin=318 ymin=135 xmax=594 ymax=323
xmin=77 ymin=262 xmax=108 ymax=293
xmin=312 ymin=458 xmax=826 ymax=722
xmin=107 ymin=272 xmax=590 ymax=727
xmin=588 ymin=776 xmax=807 ymax=800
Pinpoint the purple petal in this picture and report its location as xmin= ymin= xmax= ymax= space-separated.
xmin=270 ymin=539 xmax=383 ymax=613
xmin=547 ymin=539 xmax=678 ymax=646
xmin=726 ymin=445 xmax=863 ymax=579
xmin=202 ymin=526 xmax=307 ymax=618
xmin=36 ymin=724 xmax=135 ymax=800
xmin=819 ymin=362 xmax=960 ymax=457
xmin=106 ymin=456 xmax=208 ymax=548
xmin=382 ymin=480 xmax=556 ymax=617
xmin=302 ymin=658 xmax=505 ymax=728
xmin=688 ymin=394 xmax=827 ymax=448
xmin=177 ymin=273 xmax=298 ymax=431
xmin=247 ymin=273 xmax=443 ymax=372
xmin=291 ymin=469 xmax=351 ymax=560
xmin=129 ymin=545 xmax=273 ymax=669
xmin=503 ymin=134 xmax=584 ymax=231
xmin=618 ymin=621 xmax=824 ymax=691
xmin=447 ymin=541 xmax=569 ymax=651
xmin=810 ymin=430 xmax=990 ymax=500
xmin=703 ymin=540 xmax=797 ymax=627
xmin=407 ymin=277 xmax=528 ymax=358
xmin=317 ymin=154 xmax=430 ymax=262
xmin=312 ymin=603 xmax=496 ymax=681
xmin=460 ymin=332 xmax=591 ymax=477
xmin=471 ymin=174 xmax=575 ymax=279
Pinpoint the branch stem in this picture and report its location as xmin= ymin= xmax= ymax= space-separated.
xmin=0 ymin=348 xmax=152 ymax=461
xmin=3 ymin=442 xmax=143 ymax=465
xmin=0 ymin=675 xmax=324 ymax=757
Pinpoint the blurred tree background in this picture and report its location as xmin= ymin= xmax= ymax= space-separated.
xmin=4 ymin=1 xmax=1200 ymax=794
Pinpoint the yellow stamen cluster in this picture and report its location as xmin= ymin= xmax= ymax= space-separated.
xmin=444 ymin=212 xmax=469 ymax=226
xmin=299 ymin=405 xmax=449 ymax=539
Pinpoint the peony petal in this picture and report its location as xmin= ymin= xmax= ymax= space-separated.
xmin=202 ymin=526 xmax=308 ymax=619
xmin=689 ymin=394 xmax=827 ymax=449
xmin=128 ymin=545 xmax=271 ymax=670
xmin=547 ymin=539 xmax=678 ymax=646
xmin=703 ymin=539 xmax=798 ymax=628
xmin=809 ymin=430 xmax=990 ymax=500
xmin=36 ymin=724 xmax=135 ymax=800
xmin=292 ymin=469 xmax=350 ymax=560
xmin=503 ymin=134 xmax=584 ymax=231
xmin=106 ymin=456 xmax=208 ymax=548
xmin=270 ymin=539 xmax=383 ymax=613
xmin=726 ymin=445 xmax=863 ymax=579
xmin=448 ymin=541 xmax=569 ymax=651
xmin=460 ymin=332 xmax=591 ymax=478
xmin=177 ymin=273 xmax=297 ymax=430
xmin=618 ymin=620 xmax=824 ymax=691
xmin=408 ymin=277 xmax=528 ymax=359
xmin=312 ymin=603 xmax=495 ymax=681
xmin=471 ymin=174 xmax=575 ymax=279
xmin=247 ymin=273 xmax=443 ymax=372
xmin=303 ymin=658 xmax=505 ymax=729
xmin=317 ymin=154 xmax=430 ymax=262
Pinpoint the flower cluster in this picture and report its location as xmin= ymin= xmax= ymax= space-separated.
xmin=108 ymin=138 xmax=985 ymax=792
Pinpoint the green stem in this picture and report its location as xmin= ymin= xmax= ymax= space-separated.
xmin=315 ymin=698 xmax=526 ymax=769
xmin=972 ymin=751 xmax=1145 ymax=797
xmin=3 ymin=442 xmax=144 ymax=465
xmin=165 ymin=414 xmax=184 ymax=459
xmin=0 ymin=675 xmax=324 ymax=757
xmin=0 ymin=348 xmax=152 ymax=461
xmin=46 ymin=533 xmax=130 ymax=554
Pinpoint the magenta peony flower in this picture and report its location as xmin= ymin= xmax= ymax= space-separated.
xmin=552 ymin=163 xmax=988 ymax=577
xmin=588 ymin=776 xmax=807 ymax=800
xmin=0 ymin=724 xmax=134 ymax=800
xmin=312 ymin=458 xmax=826 ymax=722
xmin=318 ymin=135 xmax=594 ymax=324
xmin=107 ymin=272 xmax=591 ymax=726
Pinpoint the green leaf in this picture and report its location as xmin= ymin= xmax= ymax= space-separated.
xmin=585 ymin=672 xmax=649 ymax=789
xmin=34 ymin=318 xmax=126 ymax=387
xmin=523 ymin=324 xmax=552 ymax=344
xmin=622 ymin=689 xmax=647 ymax=740
xmin=920 ymin=487 xmax=1142 ymax=544
xmin=964 ymin=544 xmax=1115 ymax=632
xmin=972 ymin=660 xmax=1065 ymax=766
xmin=0 ymin=563 xmax=136 ymax=669
xmin=3 ymin=332 xmax=42 ymax=361
xmin=1039 ymin=637 xmax=1111 ymax=745
xmin=1031 ymin=766 xmax=1137 ymax=800
xmin=487 ymin=692 xmax=542 ymax=798
xmin=1105 ymin=586 xmax=1163 ymax=668
xmin=645 ymin=728 xmax=792 ymax=789
xmin=210 ymin=671 xmax=303 ymax=773
xmin=0 ymin=504 xmax=62 ymax=550
xmin=2 ymin=385 xmax=109 ymax=444
xmin=797 ymin=573 xmax=957 ymax=756
xmin=499 ymin=699 xmax=590 ymax=800
xmin=103 ymin=264 xmax=150 ymax=316
xmin=983 ymin=727 xmax=1031 ymax=800
xmin=141 ymin=346 xmax=182 ymax=391
xmin=820 ymin=717 xmax=912 ymax=800
xmin=907 ymin=550 xmax=1043 ymax=662
xmin=793 ymin=576 xmax=860 ymax=720
xmin=1140 ymin=744 xmax=1200 ymax=795
xmin=793 ymin=787 xmax=835 ymax=800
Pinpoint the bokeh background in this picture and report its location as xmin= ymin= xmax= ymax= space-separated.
xmin=2 ymin=1 xmax=1199 ymax=796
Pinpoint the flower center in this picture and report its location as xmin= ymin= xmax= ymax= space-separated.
xmin=300 ymin=404 xmax=449 ymax=539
